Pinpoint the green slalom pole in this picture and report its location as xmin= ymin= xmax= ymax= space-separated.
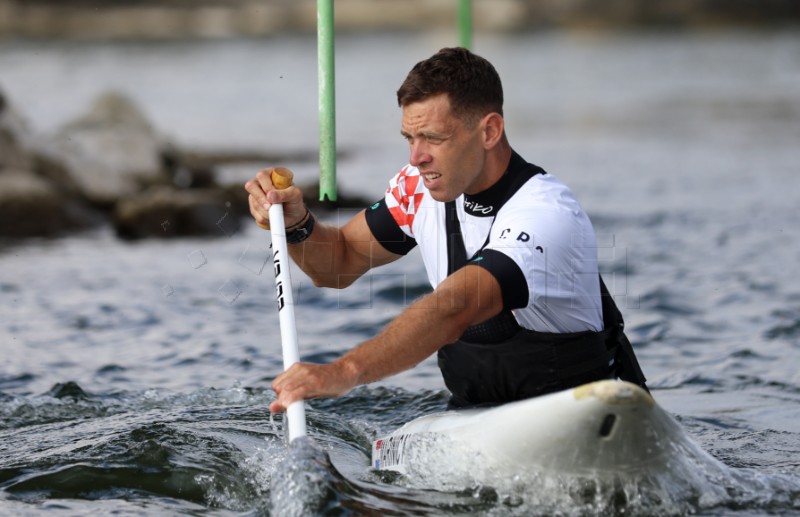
xmin=318 ymin=0 xmax=337 ymax=201
xmin=458 ymin=0 xmax=472 ymax=49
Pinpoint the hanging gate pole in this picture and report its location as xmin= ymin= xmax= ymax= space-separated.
xmin=318 ymin=0 xmax=337 ymax=202
xmin=458 ymin=0 xmax=473 ymax=49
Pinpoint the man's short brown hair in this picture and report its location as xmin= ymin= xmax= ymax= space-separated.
xmin=397 ymin=47 xmax=504 ymax=126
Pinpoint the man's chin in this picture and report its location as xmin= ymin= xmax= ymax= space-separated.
xmin=428 ymin=190 xmax=459 ymax=203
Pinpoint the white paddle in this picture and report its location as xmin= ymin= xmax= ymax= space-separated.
xmin=268 ymin=167 xmax=307 ymax=442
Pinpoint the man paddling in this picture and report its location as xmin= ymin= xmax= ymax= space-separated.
xmin=245 ymin=47 xmax=647 ymax=413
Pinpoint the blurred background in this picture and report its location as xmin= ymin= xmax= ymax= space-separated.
xmin=2 ymin=2 xmax=800 ymax=515
xmin=3 ymin=0 xmax=800 ymax=39
xmin=1 ymin=0 xmax=799 ymax=240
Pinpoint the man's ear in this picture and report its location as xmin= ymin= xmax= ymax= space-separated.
xmin=482 ymin=112 xmax=505 ymax=149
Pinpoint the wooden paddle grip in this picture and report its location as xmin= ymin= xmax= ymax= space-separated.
xmin=271 ymin=167 xmax=294 ymax=190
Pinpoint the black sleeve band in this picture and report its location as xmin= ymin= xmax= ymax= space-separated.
xmin=363 ymin=198 xmax=417 ymax=256
xmin=469 ymin=249 xmax=529 ymax=310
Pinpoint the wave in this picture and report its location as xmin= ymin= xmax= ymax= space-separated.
xmin=1 ymin=382 xmax=799 ymax=516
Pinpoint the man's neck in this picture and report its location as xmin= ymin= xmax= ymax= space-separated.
xmin=466 ymin=137 xmax=513 ymax=196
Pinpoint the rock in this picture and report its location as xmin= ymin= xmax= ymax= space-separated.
xmin=45 ymin=381 xmax=89 ymax=400
xmin=0 ymin=89 xmax=35 ymax=172
xmin=42 ymin=91 xmax=170 ymax=207
xmin=0 ymin=169 xmax=98 ymax=238
xmin=113 ymin=186 xmax=245 ymax=239
xmin=2 ymin=87 xmax=337 ymax=240
xmin=1 ymin=88 xmax=78 ymax=195
xmin=0 ymin=89 xmax=99 ymax=238
xmin=0 ymin=125 xmax=31 ymax=171
xmin=29 ymin=149 xmax=86 ymax=199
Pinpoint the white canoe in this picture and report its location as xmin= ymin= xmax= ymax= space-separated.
xmin=371 ymin=380 xmax=685 ymax=477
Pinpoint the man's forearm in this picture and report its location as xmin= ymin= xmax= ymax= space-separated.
xmin=288 ymin=220 xmax=347 ymax=288
xmin=336 ymin=265 xmax=504 ymax=386
xmin=338 ymin=291 xmax=468 ymax=386
xmin=267 ymin=265 xmax=504 ymax=412
xmin=287 ymin=210 xmax=391 ymax=289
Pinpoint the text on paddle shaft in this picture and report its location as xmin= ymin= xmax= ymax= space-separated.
xmin=273 ymin=249 xmax=285 ymax=311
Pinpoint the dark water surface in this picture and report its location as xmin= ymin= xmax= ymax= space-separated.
xmin=2 ymin=30 xmax=800 ymax=515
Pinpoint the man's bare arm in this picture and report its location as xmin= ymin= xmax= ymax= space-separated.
xmin=269 ymin=264 xmax=505 ymax=412
xmin=246 ymin=168 xmax=401 ymax=288
xmin=288 ymin=210 xmax=402 ymax=289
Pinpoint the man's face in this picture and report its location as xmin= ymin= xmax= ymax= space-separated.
xmin=401 ymin=94 xmax=489 ymax=202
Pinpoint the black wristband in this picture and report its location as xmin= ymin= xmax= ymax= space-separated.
xmin=286 ymin=211 xmax=316 ymax=244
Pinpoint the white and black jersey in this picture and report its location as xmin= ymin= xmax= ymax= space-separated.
xmin=365 ymin=151 xmax=603 ymax=334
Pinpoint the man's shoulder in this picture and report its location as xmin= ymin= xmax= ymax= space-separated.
xmin=497 ymin=173 xmax=594 ymax=243
xmin=506 ymin=173 xmax=581 ymax=210
xmin=385 ymin=164 xmax=433 ymax=207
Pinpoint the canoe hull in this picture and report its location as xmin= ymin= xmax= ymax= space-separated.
xmin=371 ymin=380 xmax=682 ymax=476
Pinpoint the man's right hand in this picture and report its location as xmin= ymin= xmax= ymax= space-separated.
xmin=245 ymin=168 xmax=308 ymax=230
xmin=269 ymin=359 xmax=361 ymax=414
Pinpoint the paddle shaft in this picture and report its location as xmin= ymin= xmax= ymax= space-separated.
xmin=268 ymin=167 xmax=307 ymax=442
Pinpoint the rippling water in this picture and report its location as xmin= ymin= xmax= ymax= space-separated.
xmin=2 ymin=29 xmax=800 ymax=515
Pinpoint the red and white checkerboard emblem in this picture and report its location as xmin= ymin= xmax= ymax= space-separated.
xmin=385 ymin=165 xmax=426 ymax=236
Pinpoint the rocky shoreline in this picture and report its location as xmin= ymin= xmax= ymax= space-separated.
xmin=0 ymin=88 xmax=366 ymax=241
xmin=1 ymin=0 xmax=798 ymax=41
